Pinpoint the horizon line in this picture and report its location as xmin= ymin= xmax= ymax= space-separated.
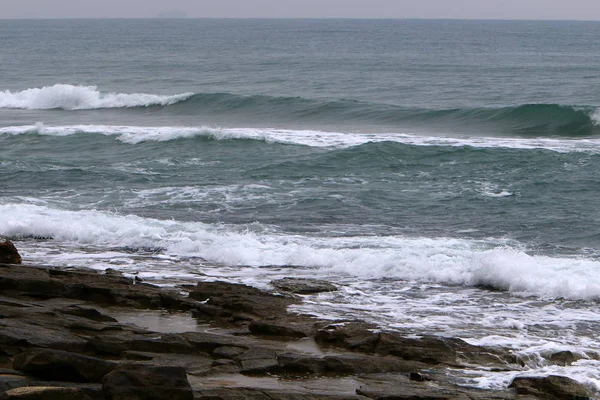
xmin=1 ymin=16 xmax=600 ymax=22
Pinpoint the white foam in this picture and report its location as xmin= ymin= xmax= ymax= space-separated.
xmin=2 ymin=123 xmax=600 ymax=153
xmin=0 ymin=84 xmax=192 ymax=110
xmin=2 ymin=203 xmax=600 ymax=301
xmin=591 ymin=108 xmax=600 ymax=126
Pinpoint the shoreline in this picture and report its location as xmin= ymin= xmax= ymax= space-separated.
xmin=0 ymin=261 xmax=594 ymax=399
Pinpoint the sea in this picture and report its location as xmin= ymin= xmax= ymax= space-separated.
xmin=2 ymin=18 xmax=600 ymax=392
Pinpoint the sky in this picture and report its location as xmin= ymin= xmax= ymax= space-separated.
xmin=2 ymin=0 xmax=600 ymax=20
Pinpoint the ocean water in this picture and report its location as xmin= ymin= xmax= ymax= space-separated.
xmin=2 ymin=18 xmax=600 ymax=391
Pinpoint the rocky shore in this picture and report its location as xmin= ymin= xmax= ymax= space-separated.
xmin=0 ymin=243 xmax=595 ymax=399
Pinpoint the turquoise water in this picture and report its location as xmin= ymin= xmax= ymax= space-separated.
xmin=2 ymin=18 xmax=600 ymax=390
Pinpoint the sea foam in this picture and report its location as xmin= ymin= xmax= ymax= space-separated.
xmin=3 ymin=123 xmax=600 ymax=153
xmin=3 ymin=203 xmax=600 ymax=301
xmin=0 ymin=84 xmax=192 ymax=110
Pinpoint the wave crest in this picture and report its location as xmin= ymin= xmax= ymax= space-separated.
xmin=3 ymin=203 xmax=600 ymax=301
xmin=3 ymin=124 xmax=600 ymax=153
xmin=0 ymin=84 xmax=192 ymax=110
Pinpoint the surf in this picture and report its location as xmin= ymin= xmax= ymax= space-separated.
xmin=3 ymin=123 xmax=600 ymax=153
xmin=0 ymin=84 xmax=192 ymax=110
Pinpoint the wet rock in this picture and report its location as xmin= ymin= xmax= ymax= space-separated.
xmin=509 ymin=375 xmax=593 ymax=400
xmin=314 ymin=322 xmax=380 ymax=353
xmin=409 ymin=372 xmax=433 ymax=382
xmin=0 ymin=371 xmax=29 ymax=392
xmin=182 ymin=331 xmax=250 ymax=353
xmin=236 ymin=348 xmax=279 ymax=374
xmin=0 ymin=386 xmax=93 ymax=400
xmin=56 ymin=305 xmax=118 ymax=323
xmin=249 ymin=320 xmax=309 ymax=338
xmin=89 ymin=333 xmax=134 ymax=356
xmin=212 ymin=358 xmax=236 ymax=367
xmin=271 ymin=278 xmax=337 ymax=294
xmin=547 ymin=350 xmax=577 ymax=366
xmin=378 ymin=332 xmax=514 ymax=367
xmin=189 ymin=281 xmax=295 ymax=319
xmin=102 ymin=364 xmax=193 ymax=400
xmin=315 ymin=322 xmax=513 ymax=367
xmin=323 ymin=354 xmax=418 ymax=375
xmin=13 ymin=348 xmax=117 ymax=383
xmin=212 ymin=346 xmax=246 ymax=359
xmin=194 ymin=387 xmax=365 ymax=399
xmin=0 ymin=266 xmax=67 ymax=299
xmin=194 ymin=387 xmax=365 ymax=400
xmin=121 ymin=351 xmax=213 ymax=375
xmin=191 ymin=303 xmax=230 ymax=319
xmin=0 ymin=319 xmax=89 ymax=353
xmin=355 ymin=374 xmax=479 ymax=400
xmin=277 ymin=353 xmax=326 ymax=375
xmin=130 ymin=333 xmax=195 ymax=354
xmin=0 ymin=241 xmax=22 ymax=264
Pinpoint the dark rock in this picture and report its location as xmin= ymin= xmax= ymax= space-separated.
xmin=182 ymin=331 xmax=250 ymax=353
xmin=409 ymin=372 xmax=432 ymax=382
xmin=120 ymin=351 xmax=213 ymax=375
xmin=130 ymin=333 xmax=195 ymax=354
xmin=239 ymin=358 xmax=280 ymax=374
xmin=271 ymin=278 xmax=337 ymax=294
xmin=0 ymin=386 xmax=93 ymax=400
xmin=509 ymin=375 xmax=592 ymax=400
xmin=548 ymin=351 xmax=577 ymax=366
xmin=0 ymin=266 xmax=67 ymax=299
xmin=355 ymin=374 xmax=483 ymax=400
xmin=212 ymin=358 xmax=237 ymax=367
xmin=191 ymin=303 xmax=230 ymax=319
xmin=193 ymin=387 xmax=365 ymax=400
xmin=56 ymin=305 xmax=118 ymax=323
xmin=0 ymin=319 xmax=89 ymax=353
xmin=89 ymin=333 xmax=134 ymax=355
xmin=0 ymin=372 xmax=29 ymax=392
xmin=277 ymin=352 xmax=326 ymax=375
xmin=324 ymin=354 xmax=418 ymax=375
xmin=249 ymin=320 xmax=308 ymax=338
xmin=315 ymin=322 xmax=512 ymax=367
xmin=13 ymin=348 xmax=117 ymax=383
xmin=102 ymin=363 xmax=193 ymax=400
xmin=0 ymin=241 xmax=22 ymax=264
xmin=236 ymin=348 xmax=279 ymax=374
xmin=376 ymin=333 xmax=513 ymax=366
xmin=189 ymin=281 xmax=295 ymax=319
xmin=212 ymin=346 xmax=246 ymax=358
xmin=314 ymin=322 xmax=380 ymax=353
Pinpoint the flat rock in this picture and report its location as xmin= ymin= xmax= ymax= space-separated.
xmin=189 ymin=281 xmax=295 ymax=319
xmin=271 ymin=278 xmax=337 ymax=294
xmin=509 ymin=375 xmax=593 ymax=400
xmin=13 ymin=348 xmax=117 ymax=383
xmin=0 ymin=319 xmax=89 ymax=353
xmin=315 ymin=322 xmax=514 ymax=367
xmin=55 ymin=305 xmax=117 ymax=323
xmin=194 ymin=387 xmax=365 ymax=400
xmin=102 ymin=363 xmax=193 ymax=400
xmin=182 ymin=331 xmax=251 ymax=353
xmin=249 ymin=320 xmax=309 ymax=338
xmin=0 ymin=386 xmax=92 ymax=400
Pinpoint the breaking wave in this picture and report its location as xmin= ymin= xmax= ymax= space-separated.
xmin=0 ymin=84 xmax=192 ymax=110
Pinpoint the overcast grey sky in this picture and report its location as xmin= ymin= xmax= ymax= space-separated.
xmin=3 ymin=0 xmax=600 ymax=20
